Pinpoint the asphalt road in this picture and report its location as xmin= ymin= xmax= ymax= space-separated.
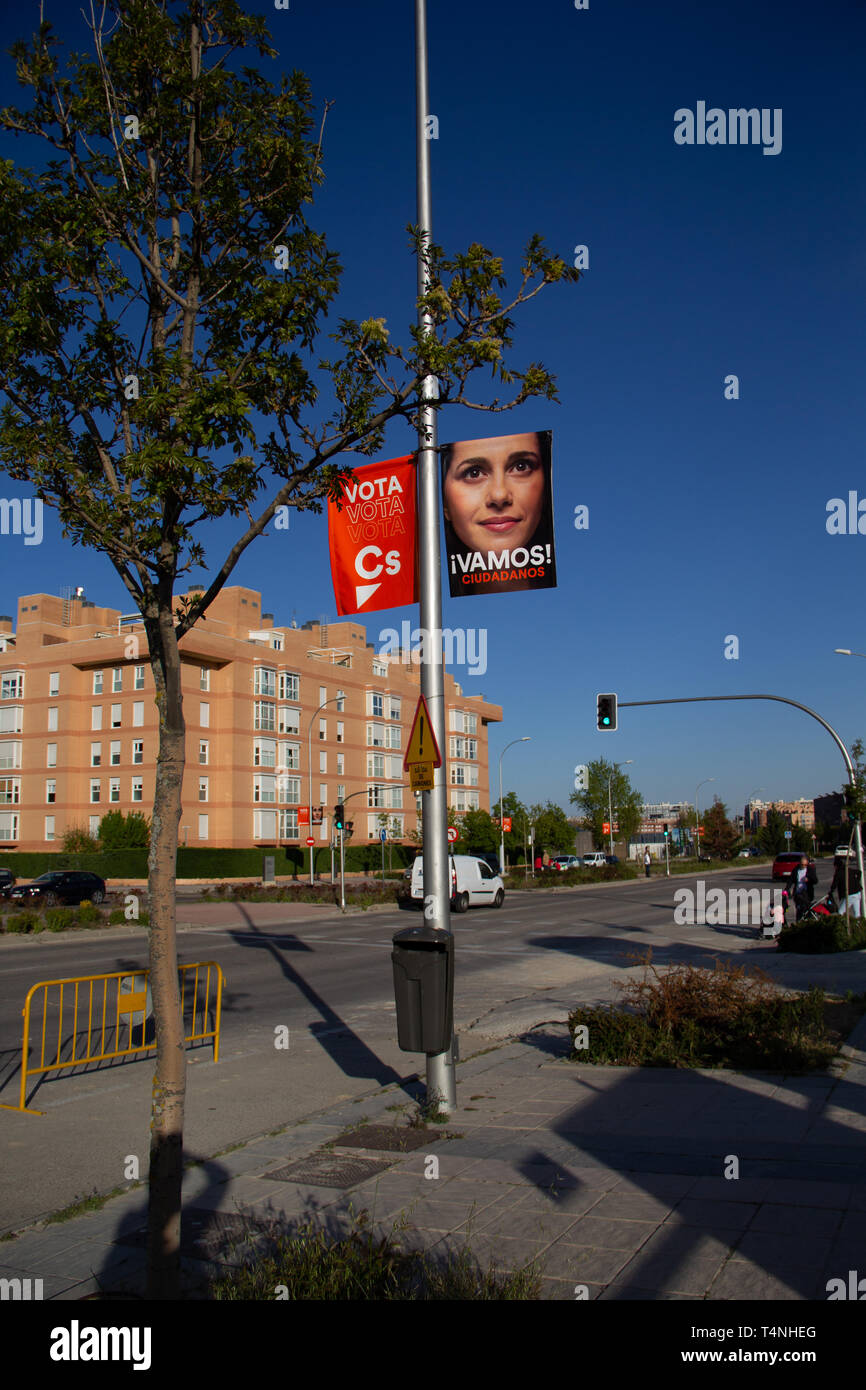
xmin=1 ymin=861 xmax=860 ymax=1231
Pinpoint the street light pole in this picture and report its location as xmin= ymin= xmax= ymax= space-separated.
xmin=498 ymin=737 xmax=530 ymax=874
xmin=834 ymin=650 xmax=866 ymax=894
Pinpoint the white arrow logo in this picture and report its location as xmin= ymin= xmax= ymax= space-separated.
xmin=355 ymin=582 xmax=381 ymax=609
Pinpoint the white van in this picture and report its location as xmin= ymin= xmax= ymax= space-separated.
xmin=410 ymin=854 xmax=505 ymax=912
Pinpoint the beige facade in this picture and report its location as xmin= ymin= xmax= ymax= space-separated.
xmin=749 ymin=798 xmax=815 ymax=830
xmin=0 ymin=587 xmax=502 ymax=850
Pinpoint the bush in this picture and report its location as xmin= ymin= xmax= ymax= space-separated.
xmin=208 ymin=1211 xmax=540 ymax=1301
xmin=45 ymin=907 xmax=76 ymax=932
xmin=75 ymin=901 xmax=103 ymax=925
xmin=97 ymin=809 xmax=150 ymax=849
xmin=778 ymin=914 xmax=866 ymax=954
xmin=5 ymin=909 xmax=38 ymax=934
xmin=568 ymin=951 xmax=837 ymax=1071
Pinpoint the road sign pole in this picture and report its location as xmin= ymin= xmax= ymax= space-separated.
xmin=415 ymin=0 xmax=455 ymax=1115
xmin=339 ymin=827 xmax=345 ymax=912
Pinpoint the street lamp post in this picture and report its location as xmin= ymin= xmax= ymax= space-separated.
xmin=695 ymin=777 xmax=715 ymax=859
xmin=745 ymin=786 xmax=765 ymax=842
xmin=307 ymin=696 xmax=341 ymax=886
xmin=498 ymin=737 xmax=530 ymax=875
xmin=607 ymin=760 xmax=634 ymax=857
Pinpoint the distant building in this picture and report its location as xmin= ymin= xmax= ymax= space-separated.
xmin=748 ymin=799 xmax=815 ymax=831
xmin=0 ymin=586 xmax=502 ymax=850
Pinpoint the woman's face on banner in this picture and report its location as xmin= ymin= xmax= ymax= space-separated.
xmin=443 ymin=433 xmax=546 ymax=555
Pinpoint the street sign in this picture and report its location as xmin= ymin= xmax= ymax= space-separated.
xmin=784 ymin=830 xmax=792 ymax=840
xmin=379 ymin=829 xmax=387 ymax=843
xmin=409 ymin=762 xmax=435 ymax=791
xmin=298 ymin=806 xmax=310 ymax=827
xmin=305 ymin=836 xmax=315 ymax=847
xmin=502 ymin=816 xmax=512 ymax=833
xmin=574 ymin=764 xmax=588 ymax=792
xmin=603 ymin=821 xmax=610 ymax=834
xmin=447 ymin=827 xmax=458 ymax=843
xmin=404 ymin=693 xmax=442 ymax=769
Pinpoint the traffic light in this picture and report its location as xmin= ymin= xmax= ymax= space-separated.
xmin=334 ymin=803 xmax=345 ymax=830
xmin=663 ymin=823 xmax=670 ymax=837
xmin=596 ymin=693 xmax=617 ymax=731
xmin=844 ymin=785 xmax=859 ymax=819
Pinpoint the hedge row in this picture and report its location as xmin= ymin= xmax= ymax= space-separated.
xmin=777 ymin=914 xmax=866 ymax=954
xmin=0 ymin=842 xmax=419 ymax=880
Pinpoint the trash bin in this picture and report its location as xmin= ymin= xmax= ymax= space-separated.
xmin=391 ymin=924 xmax=453 ymax=1054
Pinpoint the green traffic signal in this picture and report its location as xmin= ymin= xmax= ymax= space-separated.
xmin=596 ymin=693 xmax=618 ymax=731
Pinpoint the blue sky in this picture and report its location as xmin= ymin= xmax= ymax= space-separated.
xmin=1 ymin=0 xmax=865 ymax=819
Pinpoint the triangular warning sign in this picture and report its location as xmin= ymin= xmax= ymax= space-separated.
xmin=404 ymin=694 xmax=442 ymax=769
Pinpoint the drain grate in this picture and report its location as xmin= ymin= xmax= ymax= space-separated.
xmin=263 ymin=1153 xmax=392 ymax=1189
xmin=334 ymin=1125 xmax=433 ymax=1153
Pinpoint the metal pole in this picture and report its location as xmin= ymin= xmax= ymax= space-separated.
xmin=498 ymin=753 xmax=504 ymax=875
xmin=339 ymin=826 xmax=345 ymax=912
xmin=607 ymin=774 xmax=613 ymax=857
xmin=665 ymin=833 xmax=670 ymax=876
xmin=381 ymin=831 xmax=385 ymax=886
xmin=415 ymin=0 xmax=455 ymax=1114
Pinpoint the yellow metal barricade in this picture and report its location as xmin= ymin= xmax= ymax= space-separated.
xmin=0 ymin=961 xmax=224 ymax=1115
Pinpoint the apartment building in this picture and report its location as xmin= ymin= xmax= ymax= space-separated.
xmin=747 ymin=798 xmax=815 ymax=831
xmin=0 ymin=586 xmax=502 ymax=850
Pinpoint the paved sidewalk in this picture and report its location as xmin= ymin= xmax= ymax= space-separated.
xmin=3 ymin=1009 xmax=866 ymax=1301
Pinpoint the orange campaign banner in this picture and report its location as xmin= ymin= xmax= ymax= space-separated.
xmin=328 ymin=456 xmax=418 ymax=616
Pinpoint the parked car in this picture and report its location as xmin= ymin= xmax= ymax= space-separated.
xmin=605 ymin=855 xmax=620 ymax=866
xmin=0 ymin=868 xmax=16 ymax=898
xmin=582 ymin=852 xmax=607 ymax=869
xmin=549 ymin=855 xmax=580 ymax=872
xmin=771 ymin=852 xmax=812 ymax=882
xmin=738 ymin=847 xmax=761 ymax=858
xmin=9 ymin=870 xmax=106 ymax=906
xmin=410 ymin=854 xmax=504 ymax=912
xmin=834 ymin=844 xmax=856 ymax=859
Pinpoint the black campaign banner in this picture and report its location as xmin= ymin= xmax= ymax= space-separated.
xmin=441 ymin=430 xmax=556 ymax=597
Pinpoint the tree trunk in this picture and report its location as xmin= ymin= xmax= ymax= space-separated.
xmin=145 ymin=606 xmax=186 ymax=1299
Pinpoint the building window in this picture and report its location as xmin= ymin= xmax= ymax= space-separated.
xmin=367 ymin=724 xmax=384 ymax=747
xmin=111 ymin=704 xmax=122 ymax=728
xmin=49 ymin=672 xmax=59 ymax=696
xmin=319 ymin=686 xmax=327 ymax=705
xmin=90 ymin=779 xmax=101 ymax=804
xmin=47 ymin=707 xmax=58 ymax=732
xmin=337 ymin=753 xmax=345 ymax=775
xmin=386 ymin=725 xmax=401 ymax=749
xmin=388 ymin=698 xmax=401 ymax=721
xmin=91 ymin=742 xmax=102 ymax=767
xmin=46 ymin=779 xmax=56 ymax=804
xmin=368 ymin=753 xmax=385 ymax=779
xmin=254 ymin=775 xmax=276 ymax=804
xmin=0 ymin=778 xmax=20 ymax=804
xmin=254 ymin=810 xmax=277 ymax=840
xmin=279 ymin=809 xmax=298 ymax=840
xmin=198 ymin=814 xmax=209 ymax=841
xmin=368 ymin=692 xmax=384 ymax=718
xmin=0 ymin=671 xmax=23 ymax=700
xmin=319 ymin=783 xmax=327 ymax=804
xmin=134 ymin=666 xmax=145 ymax=690
xmin=199 ymin=702 xmax=209 ymax=728
xmin=0 ymin=742 xmax=21 ymax=770
xmin=280 ymin=742 xmax=300 ymax=771
xmin=254 ymin=701 xmax=275 ymax=732
xmin=318 ymin=718 xmax=326 ymax=741
xmin=200 ymin=667 xmax=210 ymax=691
xmin=89 ymin=815 xmax=100 ymax=837
xmin=45 ymin=815 xmax=55 ymax=842
xmin=132 ymin=778 xmax=143 ymax=802
xmin=336 ymin=690 xmax=345 ymax=713
xmin=337 ymin=784 xmax=345 ymax=802
xmin=279 ymin=706 xmax=300 ymax=735
xmin=92 ymin=671 xmax=103 ymax=695
xmin=0 ymin=706 xmax=23 ymax=734
xmin=279 ymin=672 xmax=299 ymax=701
xmin=46 ymin=743 xmax=57 ymax=768
xmin=199 ymin=740 xmax=209 ymax=765
xmin=278 ymin=776 xmax=300 ymax=805
xmin=319 ymin=751 xmax=327 ymax=774
xmin=372 ymin=659 xmax=387 ymax=677
xmin=0 ymin=812 xmax=19 ymax=841
xmin=199 ymin=778 xmax=208 ymax=802
xmin=132 ymin=702 xmax=143 ymax=727
xmin=112 ymin=668 xmax=123 ymax=693
xmin=337 ymin=721 xmax=344 ymax=744
xmin=110 ymin=778 xmax=120 ymax=803
xmin=92 ymin=706 xmax=103 ymax=731
xmin=110 ymin=740 xmax=121 ymax=765
xmin=254 ymin=738 xmax=277 ymax=768
xmin=254 ymin=667 xmax=276 ymax=697
xmin=133 ymin=740 xmax=143 ymax=765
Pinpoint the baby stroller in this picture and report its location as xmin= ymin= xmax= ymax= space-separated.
xmin=798 ymin=892 xmax=836 ymax=923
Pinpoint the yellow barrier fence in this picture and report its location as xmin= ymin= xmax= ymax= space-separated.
xmin=0 ymin=961 xmax=224 ymax=1115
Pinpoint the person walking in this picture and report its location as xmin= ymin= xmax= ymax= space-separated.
xmin=785 ymin=854 xmax=818 ymax=921
xmin=644 ymin=847 xmax=652 ymax=879
xmin=534 ymin=851 xmax=543 ymax=874
xmin=831 ymin=854 xmax=862 ymax=918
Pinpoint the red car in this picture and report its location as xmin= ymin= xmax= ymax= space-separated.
xmin=772 ymin=852 xmax=812 ymax=881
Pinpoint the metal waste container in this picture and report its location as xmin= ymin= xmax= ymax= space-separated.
xmin=391 ymin=924 xmax=453 ymax=1054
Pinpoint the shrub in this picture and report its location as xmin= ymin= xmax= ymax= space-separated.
xmin=778 ymin=914 xmax=866 ymax=954
xmin=62 ymin=824 xmax=100 ymax=852
xmin=75 ymin=901 xmax=103 ymax=925
xmin=97 ymin=809 xmax=151 ymax=849
xmin=5 ymin=909 xmax=38 ymax=934
xmin=46 ymin=907 xmax=76 ymax=932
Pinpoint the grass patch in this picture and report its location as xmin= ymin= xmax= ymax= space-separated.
xmin=208 ymin=1209 xmax=541 ymax=1301
xmin=567 ymin=950 xmax=866 ymax=1072
xmin=43 ymin=1185 xmax=134 ymax=1225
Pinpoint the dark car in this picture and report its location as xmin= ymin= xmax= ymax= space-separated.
xmin=0 ymin=868 xmax=15 ymax=898
xmin=772 ymin=852 xmax=812 ymax=882
xmin=10 ymin=870 xmax=106 ymax=906
xmin=605 ymin=855 xmax=620 ymax=867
